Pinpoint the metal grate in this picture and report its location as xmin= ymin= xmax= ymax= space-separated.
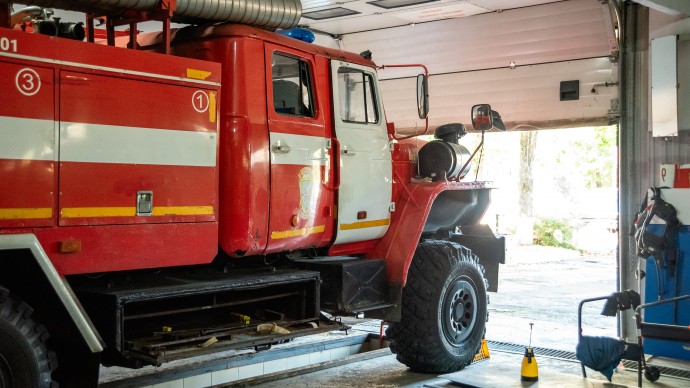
xmin=620 ymin=360 xmax=690 ymax=380
xmin=487 ymin=340 xmax=690 ymax=380
xmin=486 ymin=340 xmax=578 ymax=361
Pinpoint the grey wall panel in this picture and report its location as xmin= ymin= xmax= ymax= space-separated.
xmin=644 ymin=12 xmax=690 ymax=189
xmin=649 ymin=134 xmax=690 ymax=171
xmin=619 ymin=6 xmax=690 ymax=341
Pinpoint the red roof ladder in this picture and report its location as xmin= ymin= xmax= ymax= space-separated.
xmin=86 ymin=0 xmax=177 ymax=54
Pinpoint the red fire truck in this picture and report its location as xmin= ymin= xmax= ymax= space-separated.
xmin=0 ymin=1 xmax=505 ymax=386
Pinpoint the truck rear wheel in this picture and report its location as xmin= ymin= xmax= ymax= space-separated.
xmin=0 ymin=287 xmax=56 ymax=388
xmin=387 ymin=240 xmax=488 ymax=373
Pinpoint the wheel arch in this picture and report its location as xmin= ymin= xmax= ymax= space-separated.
xmin=0 ymin=234 xmax=104 ymax=355
xmin=370 ymin=183 xmax=498 ymax=321
xmin=423 ymin=188 xmax=491 ymax=235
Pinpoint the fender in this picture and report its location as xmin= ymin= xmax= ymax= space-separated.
xmin=0 ymin=234 xmax=104 ymax=353
xmin=371 ymin=181 xmax=493 ymax=288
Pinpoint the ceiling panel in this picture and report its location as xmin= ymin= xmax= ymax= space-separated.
xmin=299 ymin=0 xmax=565 ymax=35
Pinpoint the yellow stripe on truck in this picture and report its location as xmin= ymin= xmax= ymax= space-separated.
xmin=152 ymin=206 xmax=214 ymax=216
xmin=209 ymin=91 xmax=217 ymax=124
xmin=339 ymin=218 xmax=390 ymax=231
xmin=0 ymin=208 xmax=52 ymax=219
xmin=271 ymin=225 xmax=325 ymax=240
xmin=62 ymin=207 xmax=135 ymax=218
xmin=61 ymin=206 xmax=214 ymax=218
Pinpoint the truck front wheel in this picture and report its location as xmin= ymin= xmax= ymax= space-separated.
xmin=387 ymin=240 xmax=488 ymax=373
xmin=0 ymin=287 xmax=56 ymax=388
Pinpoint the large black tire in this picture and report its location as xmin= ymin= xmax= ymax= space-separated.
xmin=0 ymin=287 xmax=56 ymax=388
xmin=386 ymin=240 xmax=488 ymax=373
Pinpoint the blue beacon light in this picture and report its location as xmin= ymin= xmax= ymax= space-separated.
xmin=277 ymin=28 xmax=316 ymax=43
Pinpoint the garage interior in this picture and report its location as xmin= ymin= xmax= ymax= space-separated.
xmin=114 ymin=0 xmax=687 ymax=385
xmin=2 ymin=0 xmax=690 ymax=387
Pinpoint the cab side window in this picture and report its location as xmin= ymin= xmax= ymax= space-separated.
xmin=272 ymin=53 xmax=315 ymax=117
xmin=337 ymin=67 xmax=378 ymax=124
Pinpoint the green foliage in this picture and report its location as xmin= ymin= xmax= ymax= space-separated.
xmin=573 ymin=126 xmax=617 ymax=189
xmin=533 ymin=218 xmax=576 ymax=249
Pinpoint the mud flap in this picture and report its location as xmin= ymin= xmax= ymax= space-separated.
xmin=451 ymin=224 xmax=506 ymax=292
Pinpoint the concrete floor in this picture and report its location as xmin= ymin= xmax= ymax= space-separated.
xmin=250 ymin=350 xmax=690 ymax=388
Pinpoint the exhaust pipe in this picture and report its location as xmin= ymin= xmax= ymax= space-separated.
xmin=34 ymin=20 xmax=57 ymax=35
xmin=58 ymin=21 xmax=85 ymax=40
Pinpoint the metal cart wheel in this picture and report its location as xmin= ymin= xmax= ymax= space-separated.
xmin=644 ymin=366 xmax=660 ymax=382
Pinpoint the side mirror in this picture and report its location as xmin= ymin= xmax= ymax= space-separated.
xmin=471 ymin=104 xmax=493 ymax=131
xmin=417 ymin=74 xmax=429 ymax=119
xmin=472 ymin=104 xmax=507 ymax=131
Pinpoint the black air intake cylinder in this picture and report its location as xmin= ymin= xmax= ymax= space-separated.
xmin=418 ymin=123 xmax=471 ymax=180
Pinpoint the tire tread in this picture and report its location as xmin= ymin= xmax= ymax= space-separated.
xmin=387 ymin=240 xmax=488 ymax=373
xmin=0 ymin=288 xmax=57 ymax=387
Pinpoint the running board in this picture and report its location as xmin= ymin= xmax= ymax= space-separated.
xmin=353 ymin=303 xmax=396 ymax=313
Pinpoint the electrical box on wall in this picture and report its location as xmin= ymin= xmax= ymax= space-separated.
xmin=651 ymin=34 xmax=690 ymax=137
xmin=559 ymin=80 xmax=580 ymax=101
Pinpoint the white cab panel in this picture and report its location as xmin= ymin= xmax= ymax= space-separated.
xmin=330 ymin=60 xmax=392 ymax=245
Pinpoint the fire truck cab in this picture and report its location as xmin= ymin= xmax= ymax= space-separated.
xmin=0 ymin=1 xmax=505 ymax=386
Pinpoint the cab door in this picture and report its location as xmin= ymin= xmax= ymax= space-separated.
xmin=330 ymin=61 xmax=392 ymax=244
xmin=264 ymin=44 xmax=334 ymax=253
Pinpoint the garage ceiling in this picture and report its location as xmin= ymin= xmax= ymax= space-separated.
xmin=299 ymin=0 xmax=566 ymax=35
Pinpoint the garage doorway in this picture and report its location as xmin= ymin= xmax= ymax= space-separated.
xmin=468 ymin=126 xmax=619 ymax=351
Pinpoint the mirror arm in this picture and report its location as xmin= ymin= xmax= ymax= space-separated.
xmin=378 ymin=64 xmax=429 ymax=141
xmin=457 ymin=129 xmax=484 ymax=181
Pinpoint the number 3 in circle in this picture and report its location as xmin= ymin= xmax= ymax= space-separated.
xmin=15 ymin=68 xmax=41 ymax=96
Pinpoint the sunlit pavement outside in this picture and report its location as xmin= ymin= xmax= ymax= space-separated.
xmin=487 ymin=244 xmax=619 ymax=351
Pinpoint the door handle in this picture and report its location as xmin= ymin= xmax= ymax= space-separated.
xmin=324 ymin=138 xmax=341 ymax=190
xmin=341 ymin=145 xmax=356 ymax=156
xmin=271 ymin=141 xmax=291 ymax=154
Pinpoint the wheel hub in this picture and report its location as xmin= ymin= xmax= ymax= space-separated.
xmin=443 ymin=278 xmax=478 ymax=345
xmin=453 ymin=302 xmax=465 ymax=319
